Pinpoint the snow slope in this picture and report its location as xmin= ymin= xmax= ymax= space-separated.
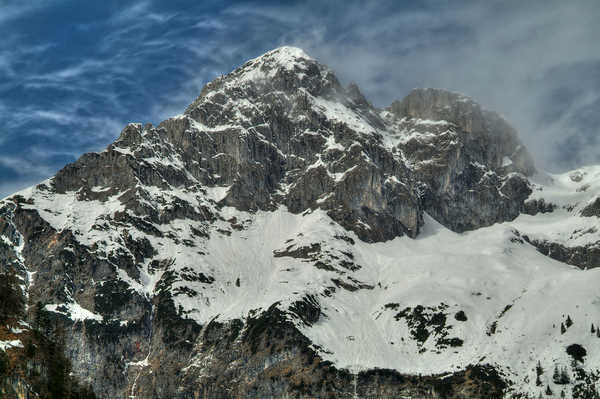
xmin=514 ymin=166 xmax=600 ymax=249
xmin=7 ymin=170 xmax=600 ymax=398
xmin=2 ymin=46 xmax=599 ymax=398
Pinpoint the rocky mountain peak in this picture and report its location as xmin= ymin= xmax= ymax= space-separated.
xmin=390 ymin=87 xmax=476 ymax=122
xmin=2 ymin=46 xmax=600 ymax=399
xmin=388 ymin=88 xmax=535 ymax=176
xmin=50 ymin=48 xmax=537 ymax=242
xmin=217 ymin=45 xmax=326 ymax=89
xmin=186 ymin=46 xmax=340 ymax=116
xmin=236 ymin=45 xmax=316 ymax=76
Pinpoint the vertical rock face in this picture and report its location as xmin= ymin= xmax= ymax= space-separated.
xmin=390 ymin=88 xmax=534 ymax=175
xmin=181 ymin=47 xmax=423 ymax=241
xmin=3 ymin=46 xmax=600 ymax=399
xmin=19 ymin=49 xmax=535 ymax=246
xmin=386 ymin=88 xmax=534 ymax=232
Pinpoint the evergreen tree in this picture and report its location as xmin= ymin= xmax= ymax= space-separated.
xmin=597 ymin=328 xmax=600 ymax=338
xmin=34 ymin=300 xmax=51 ymax=336
xmin=553 ymin=365 xmax=560 ymax=383
xmin=545 ymin=385 xmax=553 ymax=396
xmin=592 ymin=323 xmax=596 ymax=334
xmin=24 ymin=338 xmax=36 ymax=358
xmin=561 ymin=322 xmax=566 ymax=334
xmin=536 ymin=361 xmax=544 ymax=386
xmin=0 ymin=271 xmax=25 ymax=323
xmin=0 ymin=350 xmax=8 ymax=377
xmin=562 ymin=367 xmax=570 ymax=384
xmin=566 ymin=315 xmax=573 ymax=328
xmin=536 ymin=360 xmax=544 ymax=376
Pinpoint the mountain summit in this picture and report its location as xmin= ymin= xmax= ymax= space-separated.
xmin=1 ymin=47 xmax=599 ymax=398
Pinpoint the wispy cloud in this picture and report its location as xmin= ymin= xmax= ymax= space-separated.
xmin=0 ymin=0 xmax=598 ymax=198
xmin=239 ymin=0 xmax=600 ymax=171
xmin=192 ymin=19 xmax=226 ymax=31
xmin=0 ymin=1 xmax=50 ymax=24
xmin=0 ymin=155 xmax=57 ymax=177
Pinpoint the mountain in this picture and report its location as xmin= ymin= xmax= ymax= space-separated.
xmin=1 ymin=46 xmax=599 ymax=398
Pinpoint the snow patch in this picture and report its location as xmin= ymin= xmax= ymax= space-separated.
xmin=45 ymin=302 xmax=103 ymax=322
xmin=0 ymin=340 xmax=23 ymax=351
xmin=502 ymin=156 xmax=513 ymax=167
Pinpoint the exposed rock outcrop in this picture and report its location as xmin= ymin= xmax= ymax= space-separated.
xmin=4 ymin=46 xmax=600 ymax=399
xmin=386 ymin=88 xmax=534 ymax=232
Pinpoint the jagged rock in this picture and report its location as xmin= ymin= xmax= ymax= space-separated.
xmin=522 ymin=235 xmax=600 ymax=270
xmin=3 ymin=46 xmax=600 ymax=399
xmin=581 ymin=197 xmax=600 ymax=217
xmin=385 ymin=88 xmax=534 ymax=232
xmin=570 ymin=171 xmax=585 ymax=182
xmin=523 ymin=198 xmax=556 ymax=215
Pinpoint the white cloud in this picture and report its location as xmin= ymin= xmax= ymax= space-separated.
xmin=260 ymin=1 xmax=600 ymax=171
xmin=193 ymin=19 xmax=226 ymax=31
xmin=1 ymin=0 xmax=597 ymax=201
xmin=0 ymin=2 xmax=48 ymax=24
xmin=0 ymin=155 xmax=57 ymax=177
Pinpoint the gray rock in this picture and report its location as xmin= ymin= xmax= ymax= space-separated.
xmin=581 ymin=197 xmax=600 ymax=217
xmin=0 ymin=47 xmax=544 ymax=398
xmin=387 ymin=88 xmax=534 ymax=232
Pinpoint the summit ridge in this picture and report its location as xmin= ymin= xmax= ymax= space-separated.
xmin=1 ymin=47 xmax=599 ymax=399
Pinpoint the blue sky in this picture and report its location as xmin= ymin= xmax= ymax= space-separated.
xmin=1 ymin=0 xmax=599 ymax=197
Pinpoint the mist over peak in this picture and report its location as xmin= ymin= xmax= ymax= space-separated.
xmin=0 ymin=1 xmax=597 ymax=191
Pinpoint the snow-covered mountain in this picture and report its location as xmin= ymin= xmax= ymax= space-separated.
xmin=1 ymin=46 xmax=599 ymax=398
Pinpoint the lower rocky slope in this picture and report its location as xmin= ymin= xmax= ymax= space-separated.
xmin=3 ymin=179 xmax=600 ymax=398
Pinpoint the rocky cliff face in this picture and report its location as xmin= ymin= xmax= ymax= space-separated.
xmin=387 ymin=88 xmax=534 ymax=232
xmin=1 ymin=47 xmax=599 ymax=399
